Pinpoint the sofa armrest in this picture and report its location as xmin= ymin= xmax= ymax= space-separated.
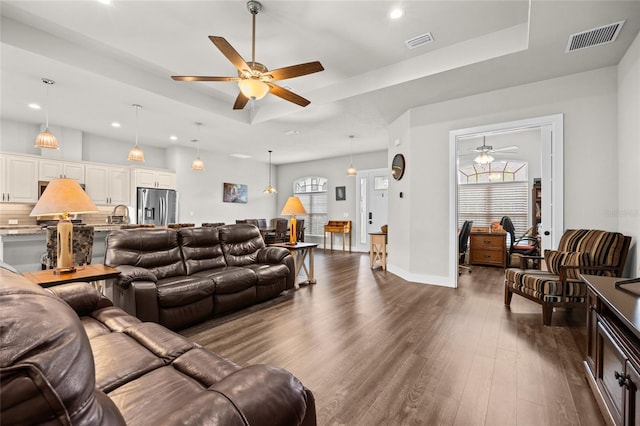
xmin=257 ymin=246 xmax=291 ymax=264
xmin=46 ymin=282 xmax=112 ymax=315
xmin=210 ymin=364 xmax=314 ymax=426
xmin=114 ymin=265 xmax=157 ymax=290
xmin=518 ymin=255 xmax=544 ymax=270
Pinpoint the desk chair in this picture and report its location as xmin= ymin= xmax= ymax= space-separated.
xmin=458 ymin=220 xmax=473 ymax=274
xmin=500 ymin=216 xmax=540 ymax=267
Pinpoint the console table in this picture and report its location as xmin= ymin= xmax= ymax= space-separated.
xmin=469 ymin=231 xmax=507 ymax=268
xmin=582 ymin=274 xmax=640 ymax=426
xmin=323 ymin=220 xmax=352 ymax=252
xmin=369 ymin=232 xmax=387 ymax=270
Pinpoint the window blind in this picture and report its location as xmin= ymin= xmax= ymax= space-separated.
xmin=458 ymin=182 xmax=529 ymax=236
xmin=295 ymin=185 xmax=328 ymax=236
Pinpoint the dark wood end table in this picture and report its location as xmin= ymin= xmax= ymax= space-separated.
xmin=22 ymin=264 xmax=121 ymax=288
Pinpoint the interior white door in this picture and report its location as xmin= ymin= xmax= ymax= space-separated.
xmin=355 ymin=169 xmax=389 ymax=252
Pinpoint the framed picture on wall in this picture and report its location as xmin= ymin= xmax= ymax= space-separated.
xmin=223 ymin=183 xmax=248 ymax=203
xmin=336 ymin=186 xmax=346 ymax=201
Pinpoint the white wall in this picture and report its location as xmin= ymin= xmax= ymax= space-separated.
xmin=277 ymin=151 xmax=388 ymax=236
xmin=618 ymin=31 xmax=640 ymax=277
xmin=389 ymin=66 xmax=620 ymax=286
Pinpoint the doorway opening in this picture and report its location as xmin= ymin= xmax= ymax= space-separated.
xmin=449 ymin=114 xmax=564 ymax=287
xmin=354 ymin=168 xmax=389 ymax=253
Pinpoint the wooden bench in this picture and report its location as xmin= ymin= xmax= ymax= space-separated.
xmin=324 ymin=220 xmax=352 ymax=252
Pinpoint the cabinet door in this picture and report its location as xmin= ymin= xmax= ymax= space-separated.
xmin=63 ymin=163 xmax=85 ymax=183
xmin=586 ymin=290 xmax=598 ymax=374
xmin=626 ymin=361 xmax=640 ymax=426
xmin=85 ymin=165 xmax=109 ymax=205
xmin=39 ymin=160 xmax=64 ymax=181
xmin=156 ymin=171 xmax=176 ymax=189
xmin=4 ymin=155 xmax=38 ymax=203
xmin=135 ymin=169 xmax=158 ymax=188
xmin=108 ymin=168 xmax=130 ymax=205
xmin=597 ymin=322 xmax=626 ymax=425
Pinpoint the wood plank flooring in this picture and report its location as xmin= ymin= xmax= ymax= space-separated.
xmin=180 ymin=251 xmax=605 ymax=426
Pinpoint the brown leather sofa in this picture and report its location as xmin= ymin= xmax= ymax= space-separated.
xmin=105 ymin=224 xmax=295 ymax=330
xmin=0 ymin=267 xmax=316 ymax=425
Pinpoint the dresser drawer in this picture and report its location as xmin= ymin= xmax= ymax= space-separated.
xmin=470 ymin=249 xmax=505 ymax=266
xmin=469 ymin=232 xmax=507 ymax=268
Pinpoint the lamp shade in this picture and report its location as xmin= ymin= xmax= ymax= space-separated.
xmin=281 ymin=196 xmax=307 ymax=216
xmin=35 ymin=129 xmax=59 ymax=149
xmin=30 ymin=178 xmax=98 ymax=217
xmin=238 ymin=78 xmax=269 ymax=100
xmin=191 ymin=155 xmax=205 ymax=170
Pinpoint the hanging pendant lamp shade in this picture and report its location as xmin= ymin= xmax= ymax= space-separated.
xmin=35 ymin=78 xmax=59 ymax=150
xmin=264 ymin=150 xmax=277 ymax=193
xmin=346 ymin=135 xmax=356 ymax=176
xmin=128 ymin=104 xmax=145 ymax=162
xmin=191 ymin=122 xmax=205 ymax=171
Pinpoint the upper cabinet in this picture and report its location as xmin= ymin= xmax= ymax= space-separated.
xmin=133 ymin=168 xmax=176 ymax=190
xmin=39 ymin=159 xmax=85 ymax=183
xmin=85 ymin=164 xmax=130 ymax=206
xmin=0 ymin=154 xmax=39 ymax=203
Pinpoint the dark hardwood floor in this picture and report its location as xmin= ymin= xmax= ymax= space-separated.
xmin=180 ymin=251 xmax=605 ymax=426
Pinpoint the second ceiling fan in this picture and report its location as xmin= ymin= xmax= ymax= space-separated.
xmin=171 ymin=1 xmax=324 ymax=110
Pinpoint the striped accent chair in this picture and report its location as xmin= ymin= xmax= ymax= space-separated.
xmin=504 ymin=229 xmax=631 ymax=325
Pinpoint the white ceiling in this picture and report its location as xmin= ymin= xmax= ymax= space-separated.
xmin=1 ymin=1 xmax=639 ymax=164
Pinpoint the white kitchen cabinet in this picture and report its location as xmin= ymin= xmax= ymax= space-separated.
xmin=38 ymin=159 xmax=85 ymax=183
xmin=133 ymin=168 xmax=176 ymax=190
xmin=0 ymin=154 xmax=39 ymax=203
xmin=85 ymin=164 xmax=130 ymax=205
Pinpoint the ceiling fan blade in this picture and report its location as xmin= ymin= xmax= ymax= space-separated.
xmin=209 ymin=36 xmax=250 ymax=72
xmin=266 ymin=61 xmax=325 ymax=81
xmin=233 ymin=92 xmax=250 ymax=110
xmin=494 ymin=145 xmax=520 ymax=152
xmin=267 ymin=84 xmax=311 ymax=107
xmin=171 ymin=76 xmax=239 ymax=82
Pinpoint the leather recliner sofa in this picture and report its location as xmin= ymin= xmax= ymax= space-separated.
xmin=0 ymin=267 xmax=316 ymax=425
xmin=105 ymin=224 xmax=295 ymax=330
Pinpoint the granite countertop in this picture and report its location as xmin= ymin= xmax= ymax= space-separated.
xmin=0 ymin=224 xmax=125 ymax=236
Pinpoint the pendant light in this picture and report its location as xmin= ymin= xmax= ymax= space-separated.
xmin=346 ymin=135 xmax=357 ymax=176
xmin=263 ymin=150 xmax=277 ymax=194
xmin=127 ymin=104 xmax=145 ymax=162
xmin=34 ymin=78 xmax=59 ymax=150
xmin=191 ymin=122 xmax=205 ymax=171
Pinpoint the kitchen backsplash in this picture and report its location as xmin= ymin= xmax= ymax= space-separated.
xmin=0 ymin=204 xmax=120 ymax=227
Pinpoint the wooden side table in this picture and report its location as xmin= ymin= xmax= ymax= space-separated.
xmin=269 ymin=242 xmax=318 ymax=288
xmin=22 ymin=264 xmax=121 ymax=288
xmin=369 ymin=232 xmax=387 ymax=270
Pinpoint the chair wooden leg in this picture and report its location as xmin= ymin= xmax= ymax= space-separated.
xmin=542 ymin=303 xmax=553 ymax=326
xmin=504 ymin=285 xmax=513 ymax=306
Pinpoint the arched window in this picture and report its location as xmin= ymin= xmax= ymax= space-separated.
xmin=293 ymin=177 xmax=328 ymax=236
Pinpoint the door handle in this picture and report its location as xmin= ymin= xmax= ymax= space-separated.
xmin=544 ymin=231 xmax=550 ymax=236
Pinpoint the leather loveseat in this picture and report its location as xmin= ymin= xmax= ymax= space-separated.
xmin=104 ymin=224 xmax=295 ymax=330
xmin=0 ymin=267 xmax=316 ymax=425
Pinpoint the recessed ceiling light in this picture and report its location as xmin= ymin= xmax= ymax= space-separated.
xmin=96 ymin=0 xmax=112 ymax=5
xmin=111 ymin=122 xmax=121 ymax=128
xmin=170 ymin=135 xmax=178 ymax=141
xmin=28 ymin=103 xmax=41 ymax=110
xmin=230 ymin=154 xmax=252 ymax=159
xmin=284 ymin=129 xmax=299 ymax=135
xmin=389 ymin=7 xmax=404 ymax=19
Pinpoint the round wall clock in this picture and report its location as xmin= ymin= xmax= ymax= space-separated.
xmin=391 ymin=153 xmax=405 ymax=180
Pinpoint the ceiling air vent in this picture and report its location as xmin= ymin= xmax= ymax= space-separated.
xmin=566 ymin=21 xmax=625 ymax=53
xmin=405 ymin=32 xmax=434 ymax=50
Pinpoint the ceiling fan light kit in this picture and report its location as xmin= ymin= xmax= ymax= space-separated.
xmin=35 ymin=78 xmax=59 ymax=150
xmin=171 ymin=1 xmax=323 ymax=110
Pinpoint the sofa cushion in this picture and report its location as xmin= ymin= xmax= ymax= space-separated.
xmin=245 ymin=263 xmax=291 ymax=286
xmin=105 ymin=229 xmax=186 ymax=280
xmin=518 ymin=271 xmax=587 ymax=302
xmin=576 ymin=230 xmax=627 ymax=273
xmin=194 ymin=266 xmax=257 ymax=294
xmin=219 ymin=224 xmax=266 ymax=266
xmin=179 ymin=227 xmax=227 ymax=275
xmin=544 ymin=250 xmax=590 ymax=280
xmin=156 ymin=275 xmax=216 ymax=307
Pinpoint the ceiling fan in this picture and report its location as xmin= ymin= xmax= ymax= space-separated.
xmin=461 ymin=138 xmax=519 ymax=164
xmin=171 ymin=1 xmax=324 ymax=110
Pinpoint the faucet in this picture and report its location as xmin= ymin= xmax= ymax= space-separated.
xmin=109 ymin=205 xmax=130 ymax=224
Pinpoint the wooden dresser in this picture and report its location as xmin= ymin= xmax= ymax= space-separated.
xmin=469 ymin=231 xmax=507 ymax=268
xmin=582 ymin=275 xmax=640 ymax=426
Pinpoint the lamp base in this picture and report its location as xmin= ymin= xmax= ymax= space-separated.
xmin=54 ymin=266 xmax=77 ymax=275
xmin=289 ymin=216 xmax=297 ymax=244
xmin=56 ymin=217 xmax=75 ymax=272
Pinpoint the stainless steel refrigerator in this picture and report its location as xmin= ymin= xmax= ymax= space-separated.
xmin=137 ymin=187 xmax=177 ymax=226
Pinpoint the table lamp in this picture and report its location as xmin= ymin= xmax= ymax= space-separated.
xmin=30 ymin=178 xmax=98 ymax=273
xmin=280 ymin=196 xmax=307 ymax=244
